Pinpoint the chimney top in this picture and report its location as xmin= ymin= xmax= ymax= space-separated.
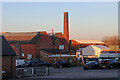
xmin=64 ymin=12 xmax=68 ymax=15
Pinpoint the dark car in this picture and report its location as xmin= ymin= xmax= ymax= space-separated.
xmin=100 ymin=59 xmax=120 ymax=69
xmin=40 ymin=61 xmax=51 ymax=67
xmin=54 ymin=61 xmax=70 ymax=68
xmin=26 ymin=59 xmax=50 ymax=67
xmin=84 ymin=61 xmax=100 ymax=70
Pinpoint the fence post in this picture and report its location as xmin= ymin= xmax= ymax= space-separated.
xmin=46 ymin=67 xmax=49 ymax=75
xmin=32 ymin=68 xmax=34 ymax=76
xmin=48 ymin=67 xmax=49 ymax=75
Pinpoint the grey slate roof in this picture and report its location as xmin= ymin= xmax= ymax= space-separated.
xmin=0 ymin=35 xmax=16 ymax=56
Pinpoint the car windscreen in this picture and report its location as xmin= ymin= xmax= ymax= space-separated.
xmin=101 ymin=60 xmax=109 ymax=62
xmin=43 ymin=61 xmax=47 ymax=63
xmin=113 ymin=59 xmax=118 ymax=62
xmin=54 ymin=61 xmax=59 ymax=64
xmin=55 ymin=61 xmax=61 ymax=64
xmin=27 ymin=60 xmax=32 ymax=63
xmin=62 ymin=61 xmax=66 ymax=63
xmin=86 ymin=62 xmax=96 ymax=65
xmin=24 ymin=60 xmax=27 ymax=63
xmin=40 ymin=61 xmax=46 ymax=63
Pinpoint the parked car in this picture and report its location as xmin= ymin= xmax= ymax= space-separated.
xmin=54 ymin=61 xmax=70 ymax=68
xmin=40 ymin=61 xmax=51 ymax=67
xmin=26 ymin=59 xmax=50 ymax=67
xmin=100 ymin=59 xmax=120 ymax=69
xmin=84 ymin=61 xmax=100 ymax=70
xmin=16 ymin=59 xmax=27 ymax=68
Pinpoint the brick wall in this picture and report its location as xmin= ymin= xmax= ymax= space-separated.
xmin=8 ymin=34 xmax=68 ymax=60
xmin=21 ymin=44 xmax=36 ymax=60
xmin=10 ymin=44 xmax=20 ymax=56
xmin=10 ymin=44 xmax=36 ymax=60
xmin=54 ymin=37 xmax=69 ymax=50
xmin=36 ymin=34 xmax=53 ymax=50
xmin=2 ymin=56 xmax=16 ymax=78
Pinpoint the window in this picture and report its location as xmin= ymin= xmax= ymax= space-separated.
xmin=27 ymin=54 xmax=32 ymax=59
xmin=14 ymin=44 xmax=20 ymax=49
xmin=22 ymin=53 xmax=24 ymax=57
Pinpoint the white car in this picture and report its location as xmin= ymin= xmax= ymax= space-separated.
xmin=16 ymin=59 xmax=27 ymax=68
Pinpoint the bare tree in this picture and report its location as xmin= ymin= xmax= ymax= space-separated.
xmin=102 ymin=35 xmax=119 ymax=46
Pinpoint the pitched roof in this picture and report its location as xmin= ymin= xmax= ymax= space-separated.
xmin=55 ymin=32 xmax=65 ymax=38
xmin=0 ymin=35 xmax=16 ymax=56
xmin=49 ymin=35 xmax=57 ymax=42
xmin=3 ymin=32 xmax=37 ymax=41
xmin=72 ymin=39 xmax=105 ymax=44
xmin=49 ymin=33 xmax=67 ymax=44
xmin=3 ymin=32 xmax=44 ymax=44
xmin=4 ymin=35 xmax=36 ymax=41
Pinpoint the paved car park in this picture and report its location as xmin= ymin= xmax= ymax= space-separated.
xmin=22 ymin=67 xmax=120 ymax=79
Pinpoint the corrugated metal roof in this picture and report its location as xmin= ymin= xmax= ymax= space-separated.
xmin=72 ymin=39 xmax=105 ymax=44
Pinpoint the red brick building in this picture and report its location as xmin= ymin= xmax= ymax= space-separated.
xmin=50 ymin=32 xmax=69 ymax=50
xmin=3 ymin=32 xmax=69 ymax=60
xmin=0 ymin=35 xmax=16 ymax=79
xmin=3 ymin=32 xmax=53 ymax=60
xmin=69 ymin=39 xmax=105 ymax=51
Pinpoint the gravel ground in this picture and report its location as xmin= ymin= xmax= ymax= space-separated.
xmin=9 ymin=67 xmax=120 ymax=80
xmin=26 ymin=67 xmax=120 ymax=78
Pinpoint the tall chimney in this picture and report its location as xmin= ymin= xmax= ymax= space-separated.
xmin=64 ymin=12 xmax=69 ymax=42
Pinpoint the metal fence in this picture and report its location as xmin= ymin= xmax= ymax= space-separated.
xmin=16 ymin=66 xmax=49 ymax=78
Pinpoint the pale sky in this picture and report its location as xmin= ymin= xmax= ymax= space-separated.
xmin=2 ymin=2 xmax=118 ymax=40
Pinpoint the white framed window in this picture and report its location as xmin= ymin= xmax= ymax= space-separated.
xmin=22 ymin=53 xmax=24 ymax=57
xmin=27 ymin=54 xmax=32 ymax=59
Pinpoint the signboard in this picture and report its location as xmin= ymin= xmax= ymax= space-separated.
xmin=59 ymin=45 xmax=64 ymax=50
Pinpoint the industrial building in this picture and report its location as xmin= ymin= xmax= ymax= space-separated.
xmin=2 ymin=12 xmax=107 ymax=60
xmin=3 ymin=31 xmax=69 ymax=60
xmin=69 ymin=39 xmax=105 ymax=52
